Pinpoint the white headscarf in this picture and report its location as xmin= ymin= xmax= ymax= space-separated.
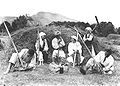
xmin=71 ymin=35 xmax=78 ymax=41
xmin=39 ymin=32 xmax=46 ymax=47
xmin=85 ymin=27 xmax=92 ymax=32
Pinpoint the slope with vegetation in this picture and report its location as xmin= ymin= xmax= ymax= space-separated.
xmin=0 ymin=12 xmax=120 ymax=85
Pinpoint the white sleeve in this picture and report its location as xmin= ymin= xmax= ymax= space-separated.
xmin=44 ymin=39 xmax=49 ymax=51
xmin=59 ymin=38 xmax=65 ymax=47
xmin=86 ymin=35 xmax=93 ymax=41
xmin=76 ymin=42 xmax=82 ymax=55
xmin=68 ymin=43 xmax=74 ymax=56
xmin=94 ymin=51 xmax=104 ymax=62
xmin=19 ymin=49 xmax=28 ymax=58
xmin=52 ymin=38 xmax=59 ymax=49
xmin=83 ymin=35 xmax=87 ymax=41
xmin=35 ymin=40 xmax=39 ymax=51
xmin=105 ymin=55 xmax=114 ymax=70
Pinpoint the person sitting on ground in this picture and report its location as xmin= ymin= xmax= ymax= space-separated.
xmin=49 ymin=30 xmax=69 ymax=74
xmin=67 ymin=35 xmax=84 ymax=66
xmin=4 ymin=48 xmax=36 ymax=74
xmin=35 ymin=32 xmax=49 ymax=65
xmin=80 ymin=49 xmax=114 ymax=75
xmin=52 ymin=30 xmax=66 ymax=63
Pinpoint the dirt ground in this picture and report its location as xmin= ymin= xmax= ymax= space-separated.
xmin=0 ymin=50 xmax=120 ymax=86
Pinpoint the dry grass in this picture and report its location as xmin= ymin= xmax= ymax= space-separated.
xmin=0 ymin=61 xmax=119 ymax=86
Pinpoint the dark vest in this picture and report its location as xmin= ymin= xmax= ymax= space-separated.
xmin=39 ymin=39 xmax=45 ymax=51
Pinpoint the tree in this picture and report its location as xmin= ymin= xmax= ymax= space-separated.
xmin=0 ymin=21 xmax=13 ymax=33
xmin=12 ymin=15 xmax=28 ymax=31
xmin=96 ymin=22 xmax=116 ymax=37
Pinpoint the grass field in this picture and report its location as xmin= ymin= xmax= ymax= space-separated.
xmin=0 ymin=25 xmax=120 ymax=86
xmin=0 ymin=57 xmax=120 ymax=86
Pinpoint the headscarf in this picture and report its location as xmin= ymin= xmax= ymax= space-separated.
xmin=85 ymin=27 xmax=92 ymax=32
xmin=71 ymin=35 xmax=78 ymax=41
xmin=39 ymin=32 xmax=46 ymax=47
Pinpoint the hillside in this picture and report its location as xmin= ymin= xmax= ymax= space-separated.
xmin=0 ymin=12 xmax=77 ymax=26
xmin=31 ymin=12 xmax=77 ymax=26
xmin=1 ymin=25 xmax=120 ymax=86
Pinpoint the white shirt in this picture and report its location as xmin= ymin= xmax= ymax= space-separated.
xmin=52 ymin=37 xmax=65 ymax=49
xmin=83 ymin=34 xmax=93 ymax=41
xmin=68 ymin=41 xmax=82 ymax=56
xmin=94 ymin=51 xmax=114 ymax=70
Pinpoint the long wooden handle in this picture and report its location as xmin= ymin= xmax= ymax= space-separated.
xmin=74 ymin=27 xmax=93 ymax=57
xmin=4 ymin=22 xmax=24 ymax=67
xmin=73 ymin=51 xmax=76 ymax=67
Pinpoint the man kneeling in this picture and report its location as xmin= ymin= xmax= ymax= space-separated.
xmin=80 ymin=49 xmax=114 ymax=75
xmin=4 ymin=48 xmax=36 ymax=74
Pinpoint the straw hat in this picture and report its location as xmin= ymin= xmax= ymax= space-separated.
xmin=85 ymin=27 xmax=92 ymax=32
xmin=39 ymin=32 xmax=46 ymax=36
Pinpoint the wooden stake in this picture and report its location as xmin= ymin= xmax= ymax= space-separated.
xmin=73 ymin=51 xmax=76 ymax=67
xmin=4 ymin=22 xmax=24 ymax=67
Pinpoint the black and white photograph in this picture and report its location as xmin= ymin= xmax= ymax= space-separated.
xmin=0 ymin=0 xmax=120 ymax=85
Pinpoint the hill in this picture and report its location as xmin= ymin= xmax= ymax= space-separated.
xmin=31 ymin=12 xmax=77 ymax=26
xmin=0 ymin=12 xmax=77 ymax=26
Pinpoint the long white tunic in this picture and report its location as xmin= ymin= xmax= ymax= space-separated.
xmin=52 ymin=37 xmax=65 ymax=58
xmin=52 ymin=37 xmax=65 ymax=49
xmin=67 ymin=41 xmax=84 ymax=63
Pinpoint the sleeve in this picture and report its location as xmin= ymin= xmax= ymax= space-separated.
xmin=105 ymin=55 xmax=114 ymax=70
xmin=83 ymin=35 xmax=87 ymax=41
xmin=86 ymin=35 xmax=93 ymax=41
xmin=35 ymin=40 xmax=39 ymax=51
xmin=19 ymin=49 xmax=28 ymax=58
xmin=44 ymin=39 xmax=49 ymax=51
xmin=94 ymin=51 xmax=103 ymax=62
xmin=59 ymin=38 xmax=65 ymax=47
xmin=52 ymin=38 xmax=59 ymax=49
xmin=76 ymin=42 xmax=82 ymax=55
xmin=68 ymin=43 xmax=74 ymax=56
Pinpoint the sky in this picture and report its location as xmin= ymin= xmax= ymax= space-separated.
xmin=0 ymin=0 xmax=120 ymax=27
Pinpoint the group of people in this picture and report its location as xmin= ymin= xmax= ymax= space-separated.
xmin=4 ymin=27 xmax=115 ymax=75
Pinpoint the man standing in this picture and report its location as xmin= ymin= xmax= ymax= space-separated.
xmin=67 ymin=35 xmax=84 ymax=66
xmin=83 ymin=27 xmax=96 ymax=57
xmin=35 ymin=32 xmax=49 ymax=65
xmin=4 ymin=48 xmax=36 ymax=74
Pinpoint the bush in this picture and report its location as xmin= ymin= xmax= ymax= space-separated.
xmin=0 ymin=21 xmax=13 ymax=33
xmin=95 ymin=22 xmax=116 ymax=37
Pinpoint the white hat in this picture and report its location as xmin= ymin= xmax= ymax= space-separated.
xmin=39 ymin=32 xmax=46 ymax=37
xmin=85 ymin=27 xmax=92 ymax=31
xmin=71 ymin=35 xmax=77 ymax=40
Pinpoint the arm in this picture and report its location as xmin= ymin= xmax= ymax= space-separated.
xmin=59 ymin=37 xmax=65 ymax=48
xmin=104 ymin=55 xmax=114 ymax=70
xmin=43 ymin=39 xmax=49 ymax=51
xmin=93 ymin=51 xmax=104 ymax=62
xmin=76 ymin=42 xmax=82 ymax=56
xmin=83 ymin=35 xmax=87 ymax=41
xmin=68 ymin=43 xmax=74 ymax=56
xmin=86 ymin=34 xmax=93 ymax=41
xmin=52 ymin=38 xmax=59 ymax=49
